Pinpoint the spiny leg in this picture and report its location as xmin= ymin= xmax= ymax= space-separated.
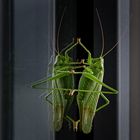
xmin=37 ymin=90 xmax=53 ymax=105
xmin=32 ymin=67 xmax=82 ymax=90
xmin=64 ymin=70 xmax=118 ymax=93
xmin=44 ymin=91 xmax=53 ymax=105
xmin=64 ymin=38 xmax=92 ymax=64
xmin=54 ymin=70 xmax=118 ymax=93
xmin=34 ymin=86 xmax=117 ymax=95
xmin=57 ymin=65 xmax=86 ymax=73
xmin=86 ymin=89 xmax=116 ymax=112
xmin=96 ymin=93 xmax=110 ymax=112
xmin=31 ymin=71 xmax=72 ymax=89
xmin=95 ymin=90 xmax=117 ymax=112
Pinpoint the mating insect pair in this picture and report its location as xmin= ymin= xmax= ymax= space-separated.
xmin=31 ymin=37 xmax=118 ymax=134
xmin=32 ymin=8 xmax=118 ymax=134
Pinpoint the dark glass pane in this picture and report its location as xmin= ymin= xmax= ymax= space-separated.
xmin=55 ymin=0 xmax=117 ymax=140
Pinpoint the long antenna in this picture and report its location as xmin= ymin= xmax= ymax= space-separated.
xmin=102 ymin=26 xmax=128 ymax=57
xmin=102 ymin=41 xmax=119 ymax=57
xmin=96 ymin=8 xmax=105 ymax=57
xmin=56 ymin=7 xmax=67 ymax=53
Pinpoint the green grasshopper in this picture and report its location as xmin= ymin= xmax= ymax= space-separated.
xmin=63 ymin=37 xmax=118 ymax=134
xmin=31 ymin=8 xmax=77 ymax=131
xmin=31 ymin=40 xmax=75 ymax=131
xmin=31 ymin=9 xmax=118 ymax=134
xmin=32 ymin=36 xmax=118 ymax=134
xmin=57 ymin=9 xmax=118 ymax=134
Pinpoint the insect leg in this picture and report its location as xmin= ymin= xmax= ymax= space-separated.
xmin=44 ymin=91 xmax=53 ymax=105
xmin=96 ymin=93 xmax=110 ymax=112
xmin=72 ymin=71 xmax=118 ymax=92
xmin=66 ymin=115 xmax=80 ymax=132
xmin=64 ymin=38 xmax=92 ymax=64
xmin=31 ymin=72 xmax=72 ymax=89
xmin=77 ymin=89 xmax=116 ymax=113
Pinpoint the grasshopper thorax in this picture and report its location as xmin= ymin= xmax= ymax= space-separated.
xmin=92 ymin=57 xmax=104 ymax=69
xmin=54 ymin=54 xmax=72 ymax=65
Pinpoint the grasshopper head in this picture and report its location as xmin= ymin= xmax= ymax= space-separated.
xmin=54 ymin=54 xmax=72 ymax=65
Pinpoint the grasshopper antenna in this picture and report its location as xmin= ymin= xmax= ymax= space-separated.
xmin=102 ymin=27 xmax=128 ymax=57
xmin=96 ymin=8 xmax=105 ymax=57
xmin=97 ymin=8 xmax=122 ymax=58
xmin=102 ymin=41 xmax=119 ymax=57
xmin=56 ymin=7 xmax=67 ymax=53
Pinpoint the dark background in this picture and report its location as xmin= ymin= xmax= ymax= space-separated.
xmin=55 ymin=0 xmax=117 ymax=140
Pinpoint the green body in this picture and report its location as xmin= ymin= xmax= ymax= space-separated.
xmin=52 ymin=54 xmax=74 ymax=131
xmin=77 ymin=57 xmax=104 ymax=133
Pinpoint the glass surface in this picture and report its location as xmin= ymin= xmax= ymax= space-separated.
xmin=13 ymin=0 xmax=55 ymax=140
